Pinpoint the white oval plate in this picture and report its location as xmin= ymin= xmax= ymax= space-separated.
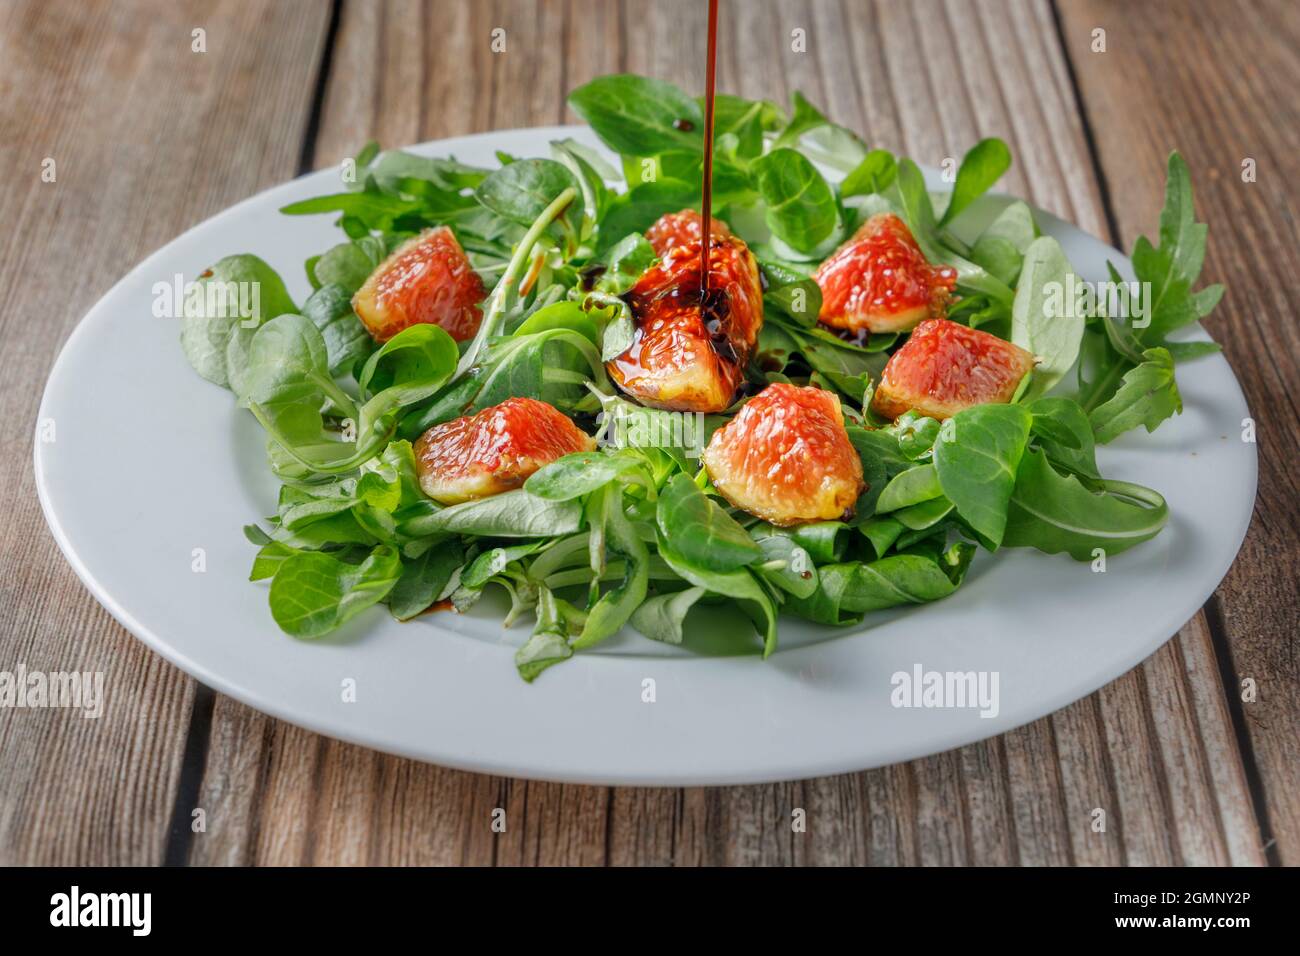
xmin=35 ymin=126 xmax=1256 ymax=785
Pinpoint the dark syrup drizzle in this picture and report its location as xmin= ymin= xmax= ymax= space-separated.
xmin=699 ymin=0 xmax=720 ymax=296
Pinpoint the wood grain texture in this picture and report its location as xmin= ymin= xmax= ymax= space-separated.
xmin=1060 ymin=0 xmax=1300 ymax=864
xmin=178 ymin=0 xmax=1275 ymax=866
xmin=0 ymin=0 xmax=332 ymax=864
xmin=3 ymin=0 xmax=1285 ymax=866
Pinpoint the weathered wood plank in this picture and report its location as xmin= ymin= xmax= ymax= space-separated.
xmin=1060 ymin=0 xmax=1299 ymax=864
xmin=182 ymin=0 xmax=1271 ymax=866
xmin=0 ymin=0 xmax=331 ymax=864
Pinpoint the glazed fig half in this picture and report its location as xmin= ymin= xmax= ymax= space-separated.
xmin=702 ymin=383 xmax=864 ymax=526
xmin=606 ymin=210 xmax=764 ymax=413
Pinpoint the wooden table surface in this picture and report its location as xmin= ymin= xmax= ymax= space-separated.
xmin=1 ymin=0 xmax=1295 ymax=866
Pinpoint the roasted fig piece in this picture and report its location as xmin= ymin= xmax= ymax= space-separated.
xmin=353 ymin=226 xmax=486 ymax=343
xmin=702 ymin=383 xmax=864 ymax=526
xmin=414 ymin=397 xmax=595 ymax=504
xmin=872 ymin=319 xmax=1035 ymax=421
xmin=606 ymin=210 xmax=763 ymax=413
xmin=643 ymin=209 xmax=732 ymax=253
xmin=813 ymin=213 xmax=957 ymax=335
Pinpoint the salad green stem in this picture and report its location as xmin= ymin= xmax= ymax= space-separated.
xmin=455 ymin=186 xmax=578 ymax=380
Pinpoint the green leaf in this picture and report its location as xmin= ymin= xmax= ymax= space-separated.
xmin=712 ymin=94 xmax=783 ymax=159
xmin=1002 ymin=449 xmax=1168 ymax=559
xmin=180 ymin=255 xmax=296 ymax=387
xmin=752 ymin=147 xmax=840 ymax=253
xmin=474 ymin=158 xmax=583 ymax=243
xmin=979 ymin=200 xmax=1038 ymax=252
xmin=657 ymin=536 xmax=778 ymax=657
xmin=892 ymin=496 xmax=954 ymax=531
xmin=596 ymin=179 xmax=700 ymax=250
xmin=1088 ymin=347 xmax=1182 ymax=444
xmin=784 ymin=553 xmax=963 ymax=625
xmin=575 ymin=484 xmax=650 ymax=649
xmin=893 ymin=411 xmax=944 ymax=460
xmin=748 ymin=530 xmax=819 ymax=599
xmin=629 ymin=587 xmax=708 ymax=644
xmin=358 ymin=323 xmax=459 ymax=398
xmin=858 ymin=516 xmax=905 ymax=557
xmin=761 ymin=261 xmax=823 ymax=327
xmin=515 ymin=587 xmax=585 ymax=682
xmin=280 ymin=187 xmax=423 ymax=230
xmin=772 ymin=92 xmax=868 ymax=170
xmin=1012 ymin=236 xmax=1085 ymax=399
xmin=1127 ymin=152 xmax=1222 ymax=346
xmin=312 ymin=235 xmax=392 ymax=295
xmin=525 ymin=451 xmax=648 ymax=501
xmin=567 ymin=74 xmax=703 ymax=156
xmin=404 ymin=489 xmax=583 ymax=538
xmin=388 ymin=542 xmax=463 ymax=621
xmin=969 ymin=202 xmax=1037 ymax=288
xmin=551 ymin=138 xmax=613 ymax=226
xmin=939 ymin=138 xmax=1011 ymax=226
xmin=847 ymin=425 xmax=912 ymax=478
xmin=589 ymin=232 xmax=657 ymax=295
xmin=269 ymin=546 xmax=402 ymax=638
xmin=840 ymin=149 xmax=898 ymax=198
xmin=894 ymin=159 xmax=1014 ymax=305
xmin=932 ymin=404 xmax=1032 ymax=549
xmin=461 ymin=541 xmax=546 ymax=588
xmin=876 ymin=464 xmax=944 ymax=513
xmin=1026 ymin=396 xmax=1099 ymax=478
xmin=656 ymin=474 xmax=762 ymax=572
xmin=364 ymin=150 xmax=489 ymax=193
xmin=299 ymin=283 xmax=371 ymax=376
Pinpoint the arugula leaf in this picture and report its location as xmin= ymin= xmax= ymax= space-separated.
xmin=1133 ymin=152 xmax=1223 ymax=343
xmin=1026 ymin=396 xmax=1099 ymax=478
xmin=1088 ymin=347 xmax=1182 ymax=444
xmin=784 ymin=552 xmax=966 ymax=626
xmin=1002 ymin=449 xmax=1168 ymax=559
xmin=893 ymin=159 xmax=1013 ymax=304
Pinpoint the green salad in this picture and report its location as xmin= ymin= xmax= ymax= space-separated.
xmin=180 ymin=73 xmax=1222 ymax=681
